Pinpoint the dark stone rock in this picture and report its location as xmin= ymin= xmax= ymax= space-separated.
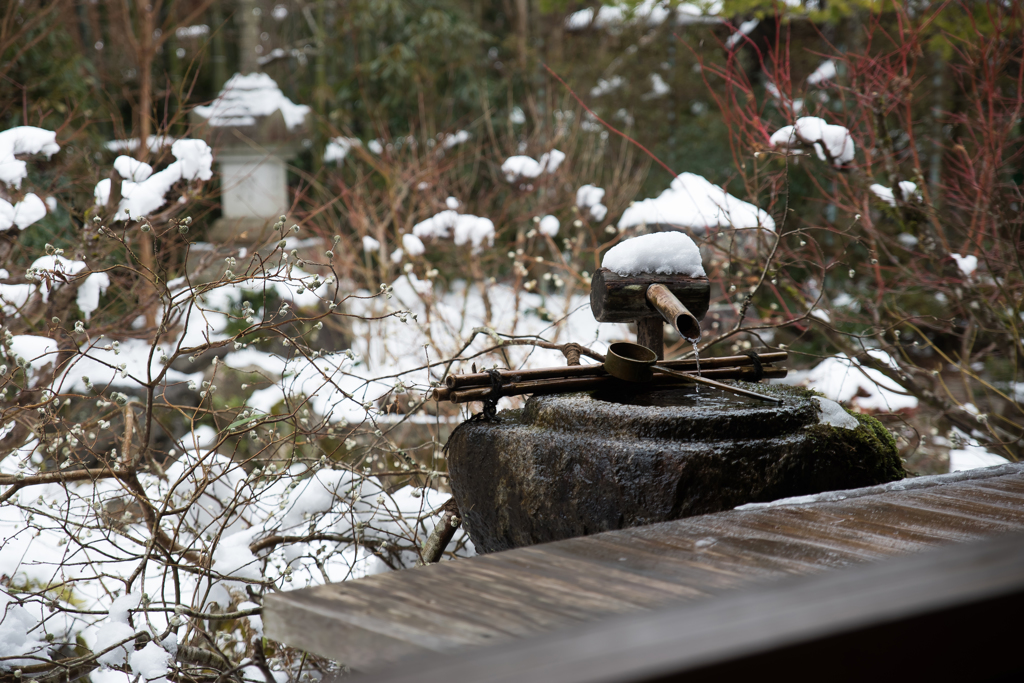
xmin=446 ymin=383 xmax=904 ymax=553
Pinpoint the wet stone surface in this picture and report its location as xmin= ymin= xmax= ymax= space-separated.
xmin=447 ymin=383 xmax=905 ymax=553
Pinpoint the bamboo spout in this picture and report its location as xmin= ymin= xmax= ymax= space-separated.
xmin=646 ymin=284 xmax=701 ymax=341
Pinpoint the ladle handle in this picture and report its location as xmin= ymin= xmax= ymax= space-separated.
xmin=652 ymin=364 xmax=783 ymax=404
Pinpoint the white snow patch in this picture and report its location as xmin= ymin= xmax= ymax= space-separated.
xmin=770 ymin=117 xmax=855 ymax=166
xmin=644 ymin=73 xmax=671 ymax=99
xmin=951 ymin=253 xmax=978 ymax=277
xmin=538 ymin=215 xmax=560 ymax=237
xmin=576 ymin=184 xmax=606 ymax=209
xmin=949 ymin=443 xmax=1010 ymax=472
xmin=324 ymin=136 xmax=361 ymax=163
xmin=501 ymin=150 xmax=565 ymax=182
xmin=129 ymin=641 xmax=171 ymax=682
xmin=590 ymin=76 xmax=624 ymax=97
xmin=194 ymin=72 xmax=310 ymax=129
xmin=94 ymin=139 xmax=212 ymax=220
xmin=402 ymin=233 xmax=425 ymax=257
xmin=812 ymin=396 xmax=859 ymax=430
xmin=362 ymin=235 xmax=380 ymax=252
xmin=870 ymin=181 xmax=919 ymax=207
xmin=725 ymin=18 xmax=759 ymax=49
xmin=781 ymin=350 xmax=918 ymax=412
xmin=104 ymin=136 xmax=175 ymax=154
xmin=412 ymin=210 xmax=495 ymax=253
xmin=445 ymin=196 xmax=460 ymax=209
xmin=617 ymin=172 xmax=775 ymax=232
xmin=0 ymin=193 xmax=48 ymax=231
xmin=442 ymin=130 xmax=470 ymax=148
xmin=806 ymin=60 xmax=837 ymax=86
xmin=0 ymin=589 xmax=48 ymax=667
xmin=0 ymin=126 xmax=60 ymax=189
xmin=113 ymin=156 xmax=153 ymax=182
xmin=602 ymin=232 xmax=705 ymax=277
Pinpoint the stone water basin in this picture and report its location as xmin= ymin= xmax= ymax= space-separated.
xmin=446 ymin=383 xmax=904 ymax=553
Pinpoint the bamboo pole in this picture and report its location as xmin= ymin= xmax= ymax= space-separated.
xmin=443 ymin=366 xmax=787 ymax=403
xmin=444 ymin=351 xmax=787 ymax=389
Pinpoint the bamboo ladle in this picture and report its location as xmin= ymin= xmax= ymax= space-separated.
xmin=604 ymin=342 xmax=783 ymax=404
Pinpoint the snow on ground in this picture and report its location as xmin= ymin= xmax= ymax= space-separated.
xmin=780 ymin=349 xmax=919 ymax=412
xmin=617 ymin=172 xmax=775 ymax=232
xmin=770 ymin=117 xmax=855 ymax=166
xmin=949 ymin=441 xmax=1010 ymax=472
xmin=194 ymin=72 xmax=310 ymax=129
xmin=602 ymin=232 xmax=706 ymax=277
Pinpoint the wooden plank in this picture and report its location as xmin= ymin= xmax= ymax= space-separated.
xmin=359 ymin=531 xmax=1024 ymax=683
xmin=264 ymin=466 xmax=1024 ymax=668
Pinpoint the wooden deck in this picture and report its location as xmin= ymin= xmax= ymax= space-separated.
xmin=264 ymin=463 xmax=1024 ymax=671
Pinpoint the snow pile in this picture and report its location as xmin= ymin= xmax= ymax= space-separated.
xmin=870 ymin=181 xmax=920 ymax=206
xmin=782 ymin=350 xmax=918 ymax=412
xmin=538 ymin=215 xmax=560 ymax=237
xmin=806 ymin=60 xmax=837 ymax=86
xmin=412 ymin=210 xmax=495 ymax=252
xmin=0 ymin=590 xmax=48 ymax=668
xmin=112 ymin=156 xmax=153 ymax=182
xmin=951 ymin=253 xmax=978 ymax=277
xmin=27 ymin=255 xmax=110 ymax=320
xmin=949 ymin=441 xmax=1010 ymax=472
xmin=0 ymin=192 xmax=48 ymax=231
xmin=770 ymin=117 xmax=855 ymax=166
xmin=94 ymin=139 xmax=212 ymax=220
xmin=325 ymin=136 xmax=361 ymax=163
xmin=129 ymin=642 xmax=172 ymax=683
xmin=501 ymin=149 xmax=565 ymax=182
xmin=194 ymin=72 xmax=310 ymax=129
xmin=602 ymin=232 xmax=705 ymax=277
xmin=617 ymin=172 xmax=775 ymax=232
xmin=92 ymin=592 xmax=141 ymax=666
xmin=362 ymin=235 xmax=380 ymax=252
xmin=576 ymin=184 xmax=608 ymax=222
xmin=0 ymin=126 xmax=60 ymax=189
xmin=402 ymin=233 xmax=425 ymax=256
xmin=812 ymin=396 xmax=859 ymax=430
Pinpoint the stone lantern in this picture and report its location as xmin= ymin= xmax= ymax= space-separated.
xmin=192 ymin=72 xmax=310 ymax=243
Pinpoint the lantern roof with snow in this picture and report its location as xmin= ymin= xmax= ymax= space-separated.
xmin=616 ymin=172 xmax=775 ymax=233
xmin=192 ymin=72 xmax=310 ymax=146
